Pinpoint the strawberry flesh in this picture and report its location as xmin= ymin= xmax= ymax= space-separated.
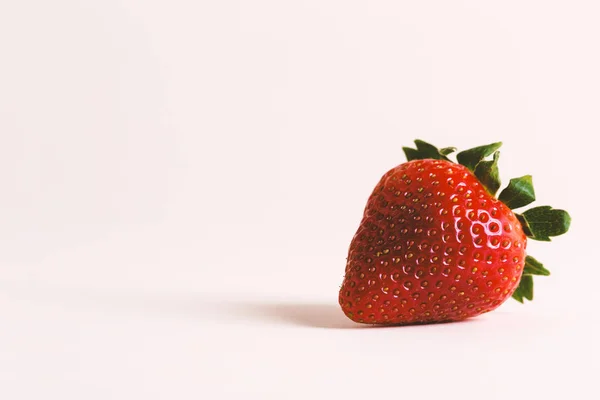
xmin=339 ymin=159 xmax=527 ymax=324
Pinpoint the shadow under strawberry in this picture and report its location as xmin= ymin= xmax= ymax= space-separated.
xmin=226 ymin=302 xmax=364 ymax=329
xmin=222 ymin=301 xmax=483 ymax=329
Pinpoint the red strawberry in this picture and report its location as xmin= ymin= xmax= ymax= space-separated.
xmin=339 ymin=140 xmax=570 ymax=325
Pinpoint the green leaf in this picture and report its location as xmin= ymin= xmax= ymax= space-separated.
xmin=415 ymin=140 xmax=444 ymax=159
xmin=516 ymin=206 xmax=571 ymax=241
xmin=498 ymin=175 xmax=536 ymax=209
xmin=523 ymin=255 xmax=550 ymax=276
xmin=456 ymin=141 xmax=503 ymax=171
xmin=402 ymin=140 xmax=450 ymax=161
xmin=402 ymin=147 xmax=421 ymax=161
xmin=513 ymin=256 xmax=549 ymax=303
xmin=439 ymin=147 xmax=457 ymax=156
xmin=474 ymin=151 xmax=501 ymax=196
xmin=512 ymin=275 xmax=534 ymax=303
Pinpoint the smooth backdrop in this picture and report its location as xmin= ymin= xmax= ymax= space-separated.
xmin=0 ymin=1 xmax=598 ymax=399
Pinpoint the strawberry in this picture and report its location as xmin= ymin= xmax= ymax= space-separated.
xmin=339 ymin=140 xmax=570 ymax=325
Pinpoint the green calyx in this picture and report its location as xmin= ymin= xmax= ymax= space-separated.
xmin=402 ymin=140 xmax=452 ymax=161
xmin=516 ymin=206 xmax=571 ymax=242
xmin=456 ymin=142 xmax=503 ymax=171
xmin=512 ymin=256 xmax=550 ymax=303
xmin=402 ymin=139 xmax=571 ymax=304
xmin=473 ymin=151 xmax=501 ymax=196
